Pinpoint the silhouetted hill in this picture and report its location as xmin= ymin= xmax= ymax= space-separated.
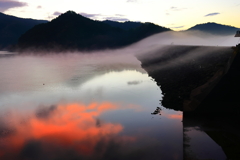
xmin=18 ymin=11 xmax=170 ymax=52
xmin=102 ymin=20 xmax=142 ymax=30
xmin=128 ymin=22 xmax=169 ymax=42
xmin=187 ymin=22 xmax=239 ymax=35
xmin=0 ymin=12 xmax=48 ymax=49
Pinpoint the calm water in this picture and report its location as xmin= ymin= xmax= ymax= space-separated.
xmin=0 ymin=52 xmax=182 ymax=160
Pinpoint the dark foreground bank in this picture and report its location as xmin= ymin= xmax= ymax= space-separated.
xmin=137 ymin=44 xmax=240 ymax=160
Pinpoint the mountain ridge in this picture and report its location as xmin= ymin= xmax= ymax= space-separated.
xmin=102 ymin=20 xmax=143 ymax=30
xmin=0 ymin=12 xmax=48 ymax=49
xmin=0 ymin=11 xmax=239 ymax=51
xmin=186 ymin=22 xmax=239 ymax=35
xmin=17 ymin=11 xmax=170 ymax=52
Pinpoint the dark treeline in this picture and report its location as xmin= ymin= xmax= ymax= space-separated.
xmin=17 ymin=11 xmax=171 ymax=52
xmin=187 ymin=22 xmax=239 ymax=35
xmin=0 ymin=12 xmax=48 ymax=50
xmin=2 ymin=10 xmax=239 ymax=52
xmin=102 ymin=20 xmax=142 ymax=30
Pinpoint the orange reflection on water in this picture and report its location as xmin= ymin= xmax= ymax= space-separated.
xmin=166 ymin=114 xmax=183 ymax=119
xmin=0 ymin=102 xmax=135 ymax=158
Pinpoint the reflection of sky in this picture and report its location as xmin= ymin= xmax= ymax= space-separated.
xmin=0 ymin=103 xmax=125 ymax=157
xmin=0 ymin=54 xmax=182 ymax=160
xmin=0 ymin=54 xmax=145 ymax=108
xmin=184 ymin=127 xmax=227 ymax=160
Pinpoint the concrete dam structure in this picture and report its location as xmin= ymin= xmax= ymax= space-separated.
xmin=137 ymin=44 xmax=240 ymax=115
xmin=137 ymin=44 xmax=240 ymax=159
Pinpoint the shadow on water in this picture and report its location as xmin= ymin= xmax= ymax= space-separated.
xmin=137 ymin=44 xmax=240 ymax=160
xmin=183 ymin=114 xmax=240 ymax=160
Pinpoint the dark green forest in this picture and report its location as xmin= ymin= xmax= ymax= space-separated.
xmin=18 ymin=11 xmax=170 ymax=51
xmin=0 ymin=12 xmax=47 ymax=49
xmin=187 ymin=22 xmax=239 ymax=35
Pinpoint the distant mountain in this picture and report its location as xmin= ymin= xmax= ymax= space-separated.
xmin=102 ymin=20 xmax=142 ymax=30
xmin=0 ymin=12 xmax=48 ymax=49
xmin=187 ymin=22 xmax=239 ymax=35
xmin=18 ymin=11 xmax=170 ymax=52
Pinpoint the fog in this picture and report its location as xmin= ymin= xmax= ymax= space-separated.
xmin=85 ymin=30 xmax=238 ymax=66
xmin=0 ymin=30 xmax=236 ymax=95
xmin=0 ymin=29 xmax=237 ymax=160
xmin=9 ymin=30 xmax=238 ymax=57
xmin=124 ymin=31 xmax=235 ymax=72
xmin=131 ymin=30 xmax=238 ymax=49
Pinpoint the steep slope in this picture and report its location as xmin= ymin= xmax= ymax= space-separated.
xmin=18 ymin=11 xmax=171 ymax=51
xmin=0 ymin=12 xmax=47 ymax=49
xmin=102 ymin=20 xmax=142 ymax=30
xmin=18 ymin=11 xmax=125 ymax=51
xmin=187 ymin=22 xmax=239 ymax=35
xmin=137 ymin=45 xmax=232 ymax=111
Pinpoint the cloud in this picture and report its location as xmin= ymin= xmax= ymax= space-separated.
xmin=79 ymin=13 xmax=129 ymax=22
xmin=0 ymin=103 xmax=136 ymax=159
xmin=47 ymin=15 xmax=54 ymax=19
xmin=115 ymin=14 xmax=125 ymax=17
xmin=170 ymin=7 xmax=177 ymax=10
xmin=169 ymin=6 xmax=187 ymax=11
xmin=127 ymin=0 xmax=137 ymax=2
xmin=106 ymin=17 xmax=130 ymax=22
xmin=165 ymin=6 xmax=187 ymax=16
xmin=0 ymin=0 xmax=27 ymax=12
xmin=53 ymin=11 xmax=62 ymax=16
xmin=47 ymin=12 xmax=61 ymax=20
xmin=35 ymin=105 xmax=57 ymax=119
xmin=79 ymin=12 xmax=102 ymax=19
xmin=78 ymin=12 xmax=129 ymax=21
xmin=204 ymin=12 xmax=220 ymax=17
xmin=47 ymin=12 xmax=61 ymax=19
xmin=164 ymin=113 xmax=182 ymax=119
xmin=170 ymin=26 xmax=185 ymax=29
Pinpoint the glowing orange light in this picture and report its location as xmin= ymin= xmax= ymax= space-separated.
xmin=167 ymin=114 xmax=183 ymax=119
xmin=0 ymin=102 xmax=135 ymax=158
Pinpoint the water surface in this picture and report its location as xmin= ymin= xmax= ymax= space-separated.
xmin=0 ymin=52 xmax=182 ymax=160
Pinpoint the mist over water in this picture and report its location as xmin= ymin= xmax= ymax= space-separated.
xmin=118 ymin=31 xmax=235 ymax=74
xmin=0 ymin=53 xmax=144 ymax=106
xmin=0 ymin=50 xmax=184 ymax=160
xmin=0 ymin=30 xmax=236 ymax=160
xmin=0 ymin=30 xmax=235 ymax=112
xmin=11 ymin=30 xmax=238 ymax=57
xmin=131 ymin=31 xmax=238 ymax=49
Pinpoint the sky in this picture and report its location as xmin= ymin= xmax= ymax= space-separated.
xmin=1 ymin=0 xmax=240 ymax=31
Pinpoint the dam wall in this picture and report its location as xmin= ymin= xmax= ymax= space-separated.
xmin=137 ymin=45 xmax=240 ymax=159
xmin=137 ymin=45 xmax=238 ymax=114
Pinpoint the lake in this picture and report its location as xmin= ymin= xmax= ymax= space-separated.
xmin=0 ymin=51 xmax=183 ymax=160
xmin=1 ymin=48 xmax=236 ymax=160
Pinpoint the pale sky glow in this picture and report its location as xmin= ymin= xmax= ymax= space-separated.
xmin=1 ymin=0 xmax=240 ymax=30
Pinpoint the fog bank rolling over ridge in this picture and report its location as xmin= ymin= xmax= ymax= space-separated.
xmin=129 ymin=30 xmax=239 ymax=51
xmin=1 ymin=11 xmax=240 ymax=52
xmin=18 ymin=29 xmax=239 ymax=54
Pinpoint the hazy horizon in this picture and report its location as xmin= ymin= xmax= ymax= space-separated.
xmin=1 ymin=0 xmax=240 ymax=31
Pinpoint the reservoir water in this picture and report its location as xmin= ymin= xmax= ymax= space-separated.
xmin=0 ymin=52 xmax=183 ymax=160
